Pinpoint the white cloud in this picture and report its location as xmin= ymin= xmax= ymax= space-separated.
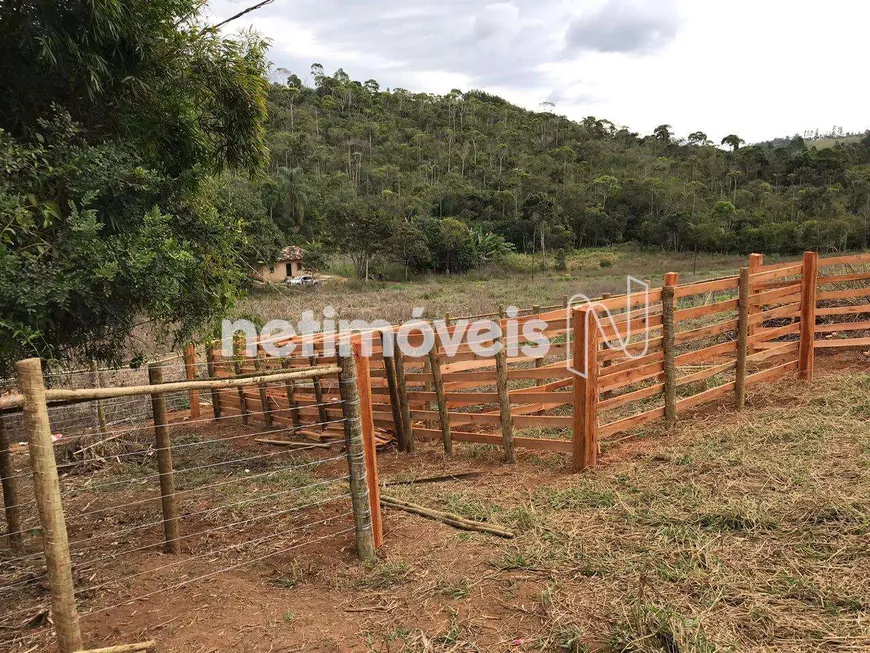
xmin=208 ymin=0 xmax=870 ymax=142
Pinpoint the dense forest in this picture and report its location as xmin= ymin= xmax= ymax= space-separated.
xmin=2 ymin=0 xmax=869 ymax=371
xmin=239 ymin=65 xmax=870 ymax=276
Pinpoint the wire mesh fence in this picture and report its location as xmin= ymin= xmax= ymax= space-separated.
xmin=0 ymin=352 xmax=379 ymax=652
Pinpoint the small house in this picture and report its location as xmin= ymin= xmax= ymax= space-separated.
xmin=251 ymin=245 xmax=304 ymax=284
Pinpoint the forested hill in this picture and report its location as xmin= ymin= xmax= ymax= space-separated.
xmin=253 ymin=65 xmax=870 ymax=273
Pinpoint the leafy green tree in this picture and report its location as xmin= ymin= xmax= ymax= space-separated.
xmin=0 ymin=0 xmax=271 ymax=372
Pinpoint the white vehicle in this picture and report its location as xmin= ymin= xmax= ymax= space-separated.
xmin=287 ymin=274 xmax=319 ymax=288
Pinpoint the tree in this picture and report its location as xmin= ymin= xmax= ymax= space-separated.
xmin=688 ymin=131 xmax=709 ymax=146
xmin=721 ymin=134 xmax=745 ymax=151
xmin=0 ymin=0 xmax=271 ymax=372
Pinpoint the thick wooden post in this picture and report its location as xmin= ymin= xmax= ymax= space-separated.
xmin=0 ymin=415 xmax=23 ymax=553
xmin=379 ymin=332 xmax=405 ymax=447
xmin=495 ymin=308 xmax=515 ymax=463
xmin=254 ymin=347 xmax=273 ymax=428
xmin=232 ymin=335 xmax=249 ymax=425
xmin=205 ymin=341 xmax=222 ymax=419
xmin=16 ymin=358 xmax=83 ymax=653
xmin=309 ymin=354 xmax=328 ymax=425
xmin=90 ymin=360 xmax=108 ymax=435
xmin=572 ymin=307 xmax=599 ymax=472
xmin=183 ymin=344 xmax=200 ymax=419
xmin=661 ymin=284 xmax=677 ymax=426
xmin=338 ymin=343 xmax=383 ymax=551
xmin=392 ymin=343 xmax=414 ymax=452
xmin=748 ymin=253 xmax=764 ymax=346
xmin=148 ymin=364 xmax=180 ymax=554
xmin=735 ymin=267 xmax=750 ymax=408
xmin=280 ymin=359 xmax=302 ymax=429
xmin=799 ymin=251 xmax=819 ymax=381
xmin=427 ymin=334 xmax=452 ymax=455
xmin=336 ymin=349 xmax=378 ymax=560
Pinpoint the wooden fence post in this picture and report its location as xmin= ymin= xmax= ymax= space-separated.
xmin=338 ymin=343 xmax=383 ymax=552
xmin=16 ymin=358 xmax=83 ymax=653
xmin=392 ymin=343 xmax=414 ymax=453
xmin=735 ymin=267 xmax=750 ymax=408
xmin=532 ymin=305 xmax=544 ymax=386
xmin=309 ymin=354 xmax=329 ymax=425
xmin=336 ymin=348 xmax=378 ymax=560
xmin=379 ymin=332 xmax=405 ymax=448
xmin=495 ymin=308 xmax=515 ymax=463
xmin=748 ymin=253 xmax=764 ymax=347
xmin=90 ymin=360 xmax=108 ymax=435
xmin=254 ymin=347 xmax=273 ymax=428
xmin=0 ymin=414 xmax=23 ymax=553
xmin=205 ymin=341 xmax=222 ymax=419
xmin=148 ymin=363 xmax=180 ymax=554
xmin=572 ymin=307 xmax=599 ymax=472
xmin=799 ymin=251 xmax=819 ymax=381
xmin=183 ymin=343 xmax=200 ymax=419
xmin=280 ymin=359 xmax=302 ymax=429
xmin=427 ymin=332 xmax=452 ymax=455
xmin=662 ymin=283 xmax=677 ymax=427
xmin=232 ymin=334 xmax=249 ymax=425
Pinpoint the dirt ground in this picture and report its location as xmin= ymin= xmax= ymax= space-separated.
xmin=2 ymin=354 xmax=869 ymax=652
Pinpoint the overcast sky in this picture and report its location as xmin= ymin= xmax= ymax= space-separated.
xmin=207 ymin=0 xmax=868 ymax=143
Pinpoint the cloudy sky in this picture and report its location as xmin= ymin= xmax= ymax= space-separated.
xmin=206 ymin=0 xmax=868 ymax=143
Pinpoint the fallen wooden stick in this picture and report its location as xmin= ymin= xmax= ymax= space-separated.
xmin=254 ymin=439 xmax=332 ymax=449
xmin=380 ymin=494 xmax=514 ymax=538
xmin=383 ymin=472 xmax=483 ymax=487
xmin=74 ymin=641 xmax=156 ymax=653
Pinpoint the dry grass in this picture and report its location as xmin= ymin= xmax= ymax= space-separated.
xmin=356 ymin=365 xmax=870 ymax=652
xmin=237 ymin=247 xmax=753 ymax=327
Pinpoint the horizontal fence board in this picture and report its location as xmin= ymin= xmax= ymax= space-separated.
xmin=817 ymin=304 xmax=870 ymax=316
xmin=816 ymin=252 xmax=870 ymax=267
xmin=814 ymin=320 xmax=870 ymax=333
xmin=674 ymin=276 xmax=739 ymax=298
xmin=748 ymin=264 xmax=804 ymax=284
xmin=413 ymin=427 xmax=572 ymax=453
xmin=598 ymin=382 xmax=663 ymax=412
xmin=599 ymin=405 xmax=665 ymax=438
xmin=674 ymin=298 xmax=739 ymax=322
xmin=815 ymin=337 xmax=870 ymax=348
xmin=817 ymin=288 xmax=870 ymax=301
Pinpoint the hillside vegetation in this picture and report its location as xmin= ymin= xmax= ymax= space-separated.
xmin=246 ymin=65 xmax=870 ymax=278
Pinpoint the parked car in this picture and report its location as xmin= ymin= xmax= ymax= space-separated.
xmin=287 ymin=274 xmax=319 ymax=288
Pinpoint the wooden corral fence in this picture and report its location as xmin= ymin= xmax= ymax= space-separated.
xmin=186 ymin=250 xmax=868 ymax=475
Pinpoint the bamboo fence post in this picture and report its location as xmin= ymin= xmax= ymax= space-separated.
xmin=338 ymin=343 xmax=382 ymax=553
xmin=16 ymin=358 xmax=83 ymax=653
xmin=89 ymin=360 xmax=108 ymax=435
xmin=735 ymin=267 xmax=751 ymax=408
xmin=205 ymin=341 xmax=222 ymax=419
xmin=748 ymin=253 xmax=764 ymax=347
xmin=309 ymin=354 xmax=328 ymax=425
xmin=379 ymin=332 xmax=405 ymax=447
xmin=495 ymin=307 xmax=515 ymax=463
xmin=232 ymin=334 xmax=249 ymax=425
xmin=427 ymin=332 xmax=452 ymax=455
xmin=572 ymin=307 xmax=599 ymax=472
xmin=183 ymin=343 xmax=200 ymax=419
xmin=0 ymin=414 xmax=23 ymax=553
xmin=392 ymin=342 xmax=414 ymax=452
xmin=562 ymin=294 xmax=569 ymax=308
xmin=254 ymin=346 xmax=273 ymax=428
xmin=799 ymin=251 xmax=819 ymax=381
xmin=280 ymin=359 xmax=302 ymax=429
xmin=148 ymin=364 xmax=180 ymax=554
xmin=661 ymin=284 xmax=677 ymax=427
